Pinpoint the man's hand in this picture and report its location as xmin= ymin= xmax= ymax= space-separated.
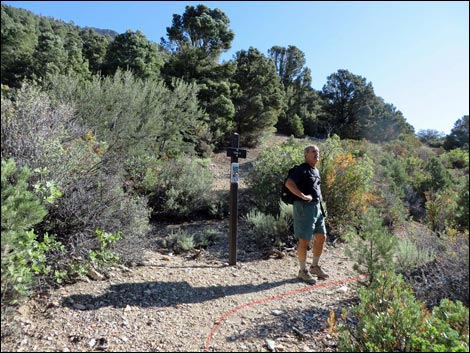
xmin=302 ymin=194 xmax=313 ymax=202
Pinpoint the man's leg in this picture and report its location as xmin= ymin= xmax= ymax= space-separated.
xmin=311 ymin=233 xmax=326 ymax=265
xmin=297 ymin=238 xmax=310 ymax=269
xmin=297 ymin=238 xmax=316 ymax=284
xmin=310 ymin=233 xmax=329 ymax=278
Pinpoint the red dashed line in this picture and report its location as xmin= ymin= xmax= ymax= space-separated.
xmin=205 ymin=274 xmax=365 ymax=351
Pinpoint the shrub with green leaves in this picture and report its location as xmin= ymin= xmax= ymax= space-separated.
xmin=248 ymin=134 xmax=375 ymax=233
xmin=343 ymin=140 xmax=409 ymax=230
xmin=367 ymin=155 xmax=408 ymax=229
xmin=244 ymin=201 xmax=294 ymax=247
xmin=247 ymin=138 xmax=304 ymax=214
xmin=338 ymin=272 xmax=469 ymax=352
xmin=338 ymin=271 xmax=428 ymax=352
xmin=144 ymin=157 xmax=214 ymax=218
xmin=440 ymin=148 xmax=469 ymax=169
xmin=45 ymin=70 xmax=209 ymax=160
xmin=421 ymin=156 xmax=453 ymax=193
xmin=1 ymin=159 xmax=63 ymax=304
xmin=160 ymin=229 xmax=195 ymax=254
xmin=455 ymin=177 xmax=469 ymax=231
xmin=158 ymin=227 xmax=221 ymax=254
xmin=88 ymin=229 xmax=123 ymax=268
xmin=338 ymin=271 xmax=469 ymax=352
xmin=318 ymin=135 xmax=374 ymax=232
xmin=380 ymin=155 xmax=410 ymax=197
xmin=424 ymin=188 xmax=458 ymax=233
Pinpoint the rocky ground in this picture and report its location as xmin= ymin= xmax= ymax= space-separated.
xmin=1 ymin=134 xmax=364 ymax=352
xmin=1 ymin=238 xmax=361 ymax=352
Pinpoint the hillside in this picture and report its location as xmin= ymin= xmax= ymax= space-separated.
xmin=82 ymin=26 xmax=119 ymax=38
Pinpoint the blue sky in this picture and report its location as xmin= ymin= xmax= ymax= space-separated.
xmin=4 ymin=1 xmax=469 ymax=135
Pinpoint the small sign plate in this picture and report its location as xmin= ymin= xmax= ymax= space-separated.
xmin=231 ymin=162 xmax=239 ymax=183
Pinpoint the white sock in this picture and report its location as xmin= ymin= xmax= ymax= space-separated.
xmin=311 ymin=256 xmax=320 ymax=267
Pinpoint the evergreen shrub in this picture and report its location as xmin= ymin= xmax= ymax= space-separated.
xmin=338 ymin=271 xmax=469 ymax=352
xmin=1 ymin=159 xmax=63 ymax=304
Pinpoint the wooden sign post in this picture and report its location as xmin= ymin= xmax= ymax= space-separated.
xmin=226 ymin=133 xmax=247 ymax=265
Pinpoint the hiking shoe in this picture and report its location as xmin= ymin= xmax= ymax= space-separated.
xmin=309 ymin=265 xmax=329 ymax=279
xmin=297 ymin=269 xmax=316 ymax=285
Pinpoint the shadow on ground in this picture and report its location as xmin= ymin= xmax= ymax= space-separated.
xmin=62 ymin=278 xmax=299 ymax=310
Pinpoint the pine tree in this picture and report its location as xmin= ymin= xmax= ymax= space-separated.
xmin=1 ymin=158 xmax=48 ymax=302
xmin=344 ymin=208 xmax=397 ymax=285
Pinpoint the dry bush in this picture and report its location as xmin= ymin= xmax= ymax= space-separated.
xmin=1 ymin=83 xmax=151 ymax=266
xmin=400 ymin=230 xmax=469 ymax=309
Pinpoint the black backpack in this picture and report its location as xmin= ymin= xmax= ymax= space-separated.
xmin=281 ymin=165 xmax=302 ymax=204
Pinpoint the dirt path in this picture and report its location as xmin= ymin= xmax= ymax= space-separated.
xmin=3 ymin=241 xmax=360 ymax=352
xmin=1 ymin=134 xmax=362 ymax=352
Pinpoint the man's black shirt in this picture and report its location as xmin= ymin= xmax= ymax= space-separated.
xmin=289 ymin=162 xmax=322 ymax=204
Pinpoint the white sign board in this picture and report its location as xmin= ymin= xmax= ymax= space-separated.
xmin=231 ymin=162 xmax=239 ymax=183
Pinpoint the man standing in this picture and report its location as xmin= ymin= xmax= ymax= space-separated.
xmin=285 ymin=145 xmax=329 ymax=284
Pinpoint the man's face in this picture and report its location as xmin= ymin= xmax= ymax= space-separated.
xmin=306 ymin=147 xmax=320 ymax=165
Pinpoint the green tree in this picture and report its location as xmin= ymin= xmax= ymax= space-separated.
xmin=31 ymin=30 xmax=68 ymax=79
xmin=161 ymin=4 xmax=236 ymax=148
xmin=422 ymin=156 xmax=452 ymax=193
xmin=445 ymin=115 xmax=469 ymax=150
xmin=231 ymin=47 xmax=285 ymax=146
xmin=455 ymin=177 xmax=469 ymax=231
xmin=63 ymin=27 xmax=91 ymax=79
xmin=288 ymin=113 xmax=304 ymax=137
xmin=0 ymin=4 xmax=38 ymax=87
xmin=103 ymin=29 xmax=164 ymax=79
xmin=197 ymin=66 xmax=237 ymax=147
xmin=162 ymin=48 xmax=236 ymax=149
xmin=345 ymin=208 xmax=397 ymax=285
xmin=162 ymin=4 xmax=234 ymax=60
xmin=80 ymin=28 xmax=110 ymax=74
xmin=417 ymin=129 xmax=446 ymax=147
xmin=293 ymin=76 xmax=324 ymax=137
xmin=80 ymin=28 xmax=111 ymax=74
xmin=268 ymin=45 xmax=306 ymax=87
xmin=320 ymin=69 xmax=375 ymax=139
xmin=268 ymin=45 xmax=323 ymax=137
xmin=360 ymin=96 xmax=415 ymax=142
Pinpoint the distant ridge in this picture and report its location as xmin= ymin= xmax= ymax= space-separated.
xmin=83 ymin=26 xmax=119 ymax=39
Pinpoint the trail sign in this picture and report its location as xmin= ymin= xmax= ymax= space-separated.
xmin=226 ymin=147 xmax=247 ymax=159
xmin=227 ymin=133 xmax=247 ymax=265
